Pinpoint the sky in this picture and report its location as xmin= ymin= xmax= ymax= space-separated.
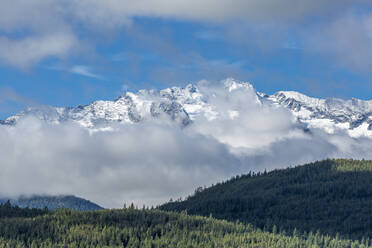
xmin=1 ymin=1 xmax=372 ymax=119
xmin=2 ymin=1 xmax=372 ymax=208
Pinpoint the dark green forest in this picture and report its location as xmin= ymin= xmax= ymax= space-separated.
xmin=0 ymin=204 xmax=370 ymax=247
xmin=161 ymin=159 xmax=372 ymax=240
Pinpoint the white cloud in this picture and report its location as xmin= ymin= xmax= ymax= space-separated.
xmin=0 ymin=0 xmax=77 ymax=68
xmin=46 ymin=64 xmax=103 ymax=80
xmin=1 ymin=81 xmax=372 ymax=208
xmin=191 ymin=81 xmax=299 ymax=150
xmin=0 ymin=33 xmax=77 ymax=69
xmin=0 ymin=0 xmax=67 ymax=32
xmin=1 ymin=0 xmax=371 ymax=69
xmin=0 ymin=119 xmax=240 ymax=208
xmin=70 ymin=65 xmax=103 ymax=79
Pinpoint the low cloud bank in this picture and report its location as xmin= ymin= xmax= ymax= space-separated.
xmin=1 ymin=83 xmax=372 ymax=208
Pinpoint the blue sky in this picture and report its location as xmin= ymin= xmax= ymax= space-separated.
xmin=1 ymin=1 xmax=372 ymax=119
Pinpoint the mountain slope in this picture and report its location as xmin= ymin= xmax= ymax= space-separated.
xmin=268 ymin=91 xmax=372 ymax=137
xmin=0 ymin=195 xmax=103 ymax=211
xmin=160 ymin=159 xmax=372 ymax=240
xmin=0 ymin=205 xmax=368 ymax=247
xmin=2 ymin=79 xmax=372 ymax=138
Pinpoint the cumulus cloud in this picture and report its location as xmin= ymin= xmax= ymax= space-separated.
xmin=0 ymin=33 xmax=77 ymax=69
xmin=1 ymin=81 xmax=372 ymax=208
xmin=0 ymin=118 xmax=241 ymax=208
xmin=191 ymin=81 xmax=299 ymax=150
xmin=0 ymin=0 xmax=77 ymax=68
xmin=1 ymin=0 xmax=372 ymax=69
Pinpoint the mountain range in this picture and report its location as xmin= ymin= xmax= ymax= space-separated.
xmin=2 ymin=78 xmax=372 ymax=138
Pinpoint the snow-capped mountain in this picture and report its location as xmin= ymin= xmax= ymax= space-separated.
xmin=267 ymin=91 xmax=372 ymax=137
xmin=2 ymin=79 xmax=372 ymax=138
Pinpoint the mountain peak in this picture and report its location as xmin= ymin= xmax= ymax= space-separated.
xmin=2 ymin=79 xmax=372 ymax=138
xmin=274 ymin=91 xmax=321 ymax=103
xmin=222 ymin=78 xmax=255 ymax=92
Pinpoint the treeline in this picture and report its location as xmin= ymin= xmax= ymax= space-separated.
xmin=0 ymin=201 xmax=48 ymax=219
xmin=161 ymin=159 xmax=372 ymax=240
xmin=0 ymin=204 xmax=370 ymax=248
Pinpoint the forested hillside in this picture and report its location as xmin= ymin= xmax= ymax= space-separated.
xmin=0 ymin=195 xmax=103 ymax=211
xmin=0 ymin=203 xmax=369 ymax=248
xmin=161 ymin=159 xmax=372 ymax=240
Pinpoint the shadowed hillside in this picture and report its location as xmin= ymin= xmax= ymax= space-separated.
xmin=160 ymin=159 xmax=372 ymax=240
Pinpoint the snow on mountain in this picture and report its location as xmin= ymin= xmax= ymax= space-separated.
xmin=3 ymin=90 xmax=192 ymax=128
xmin=2 ymin=78 xmax=372 ymax=138
xmin=268 ymin=91 xmax=372 ymax=137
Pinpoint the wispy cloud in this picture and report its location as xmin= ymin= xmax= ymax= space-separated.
xmin=0 ymin=87 xmax=38 ymax=119
xmin=70 ymin=65 xmax=103 ymax=79
xmin=303 ymin=13 xmax=372 ymax=73
xmin=47 ymin=64 xmax=103 ymax=80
